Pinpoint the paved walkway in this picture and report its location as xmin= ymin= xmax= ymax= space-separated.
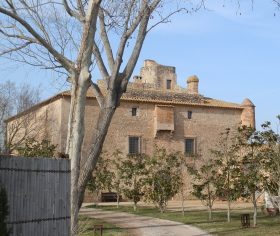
xmin=80 ymin=208 xmax=210 ymax=236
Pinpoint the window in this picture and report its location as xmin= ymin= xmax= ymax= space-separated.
xmin=166 ymin=80 xmax=172 ymax=89
xmin=187 ymin=111 xmax=192 ymax=119
xmin=185 ymin=138 xmax=195 ymax=156
xmin=132 ymin=107 xmax=137 ymax=116
xmin=129 ymin=137 xmax=140 ymax=154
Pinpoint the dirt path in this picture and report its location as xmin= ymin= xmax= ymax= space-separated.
xmin=80 ymin=208 xmax=210 ymax=236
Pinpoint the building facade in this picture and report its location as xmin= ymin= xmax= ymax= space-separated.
xmin=6 ymin=59 xmax=255 ymax=160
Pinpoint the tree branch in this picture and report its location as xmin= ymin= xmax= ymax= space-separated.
xmin=63 ymin=0 xmax=85 ymax=22
xmin=76 ymin=0 xmax=86 ymax=17
xmin=0 ymin=42 xmax=33 ymax=56
xmin=98 ymin=9 xmax=114 ymax=73
xmin=111 ymin=0 xmax=160 ymax=90
xmin=5 ymin=0 xmax=17 ymax=14
xmin=89 ymin=80 xmax=104 ymax=108
xmin=109 ymin=0 xmax=146 ymax=88
xmin=147 ymin=7 xmax=187 ymax=33
xmin=92 ymin=41 xmax=109 ymax=83
xmin=76 ymin=0 xmax=101 ymax=73
xmin=121 ymin=10 xmax=150 ymax=91
xmin=0 ymin=28 xmax=38 ymax=43
xmin=0 ymin=6 xmax=75 ymax=72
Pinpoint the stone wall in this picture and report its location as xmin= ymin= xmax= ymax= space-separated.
xmin=5 ymin=97 xmax=63 ymax=154
xmin=99 ymin=101 xmax=242 ymax=157
xmin=139 ymin=59 xmax=177 ymax=90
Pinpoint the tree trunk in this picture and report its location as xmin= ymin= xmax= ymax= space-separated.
xmin=181 ymin=198 xmax=185 ymax=216
xmin=227 ymin=198 xmax=231 ymax=222
xmin=117 ymin=193 xmax=120 ymax=208
xmin=160 ymin=205 xmax=164 ymax=214
xmin=252 ymin=193 xmax=257 ymax=227
xmin=77 ymin=100 xmax=116 ymax=208
xmin=208 ymin=205 xmax=212 ymax=221
xmin=69 ymin=78 xmax=89 ymax=236
xmin=207 ymin=184 xmax=213 ymax=221
xmin=133 ymin=202 xmax=137 ymax=211
xmin=181 ymin=189 xmax=185 ymax=216
xmin=277 ymin=183 xmax=280 ymax=215
xmin=95 ymin=190 xmax=100 ymax=206
xmin=227 ymin=169 xmax=231 ymax=222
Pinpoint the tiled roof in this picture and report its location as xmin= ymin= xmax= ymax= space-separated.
xmin=7 ymin=85 xmax=242 ymax=122
xmin=70 ymin=86 xmax=242 ymax=109
xmin=121 ymin=89 xmax=241 ymax=109
xmin=122 ymin=89 xmax=204 ymax=104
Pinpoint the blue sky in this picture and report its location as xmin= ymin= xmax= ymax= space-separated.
xmin=0 ymin=0 xmax=279 ymax=130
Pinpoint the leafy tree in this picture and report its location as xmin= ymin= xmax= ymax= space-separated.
xmin=120 ymin=154 xmax=147 ymax=211
xmin=0 ymin=184 xmax=11 ymax=236
xmin=145 ymin=149 xmax=183 ymax=213
xmin=111 ymin=150 xmax=125 ymax=208
xmin=259 ymin=117 xmax=280 ymax=212
xmin=236 ymin=125 xmax=265 ymax=227
xmin=211 ymin=128 xmax=241 ymax=222
xmin=179 ymin=163 xmax=189 ymax=216
xmin=86 ymin=153 xmax=114 ymax=203
xmin=188 ymin=159 xmax=219 ymax=221
xmin=17 ymin=138 xmax=56 ymax=158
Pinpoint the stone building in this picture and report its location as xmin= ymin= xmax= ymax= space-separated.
xmin=5 ymin=59 xmax=255 ymax=160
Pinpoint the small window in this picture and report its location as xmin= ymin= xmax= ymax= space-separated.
xmin=187 ymin=111 xmax=192 ymax=119
xmin=132 ymin=107 xmax=137 ymax=116
xmin=185 ymin=138 xmax=195 ymax=156
xmin=129 ymin=137 xmax=140 ymax=154
xmin=166 ymin=80 xmax=172 ymax=89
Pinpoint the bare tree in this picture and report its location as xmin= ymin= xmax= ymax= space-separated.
xmin=0 ymin=1 xmax=206 ymax=234
xmin=0 ymin=82 xmax=14 ymax=152
xmin=5 ymin=110 xmax=49 ymax=153
xmin=0 ymin=81 xmax=40 ymax=153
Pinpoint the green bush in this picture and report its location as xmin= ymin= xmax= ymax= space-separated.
xmin=17 ymin=138 xmax=57 ymax=158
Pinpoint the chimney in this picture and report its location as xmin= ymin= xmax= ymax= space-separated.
xmin=187 ymin=75 xmax=199 ymax=94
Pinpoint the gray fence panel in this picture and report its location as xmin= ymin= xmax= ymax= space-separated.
xmin=0 ymin=156 xmax=70 ymax=236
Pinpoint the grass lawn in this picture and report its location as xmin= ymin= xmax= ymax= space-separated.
xmin=86 ymin=204 xmax=280 ymax=236
xmin=79 ymin=215 xmax=129 ymax=236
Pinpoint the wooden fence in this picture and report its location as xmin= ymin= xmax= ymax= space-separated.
xmin=0 ymin=156 xmax=70 ymax=236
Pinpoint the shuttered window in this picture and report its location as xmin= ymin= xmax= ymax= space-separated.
xmin=188 ymin=111 xmax=192 ymax=119
xmin=132 ymin=107 xmax=137 ymax=116
xmin=129 ymin=137 xmax=140 ymax=154
xmin=185 ymin=138 xmax=195 ymax=156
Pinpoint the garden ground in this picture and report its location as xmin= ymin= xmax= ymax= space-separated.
xmin=79 ymin=200 xmax=280 ymax=236
xmin=80 ymin=208 xmax=210 ymax=236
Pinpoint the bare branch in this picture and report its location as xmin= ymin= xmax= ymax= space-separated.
xmin=76 ymin=0 xmax=86 ymax=17
xmin=0 ymin=28 xmax=38 ymax=43
xmin=123 ymin=0 xmax=137 ymax=31
xmin=76 ymin=0 xmax=101 ymax=72
xmin=110 ymin=0 xmax=161 ymax=89
xmin=92 ymin=41 xmax=110 ymax=82
xmin=63 ymin=0 xmax=85 ymax=22
xmin=147 ymin=7 xmax=187 ymax=33
xmin=273 ymin=0 xmax=280 ymax=8
xmin=98 ymin=9 xmax=114 ymax=72
xmin=89 ymin=80 xmax=104 ymax=108
xmin=0 ymin=42 xmax=32 ymax=56
xmin=5 ymin=0 xmax=17 ymax=14
xmin=0 ymin=6 xmax=75 ymax=72
xmin=121 ymin=6 xmax=150 ymax=91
